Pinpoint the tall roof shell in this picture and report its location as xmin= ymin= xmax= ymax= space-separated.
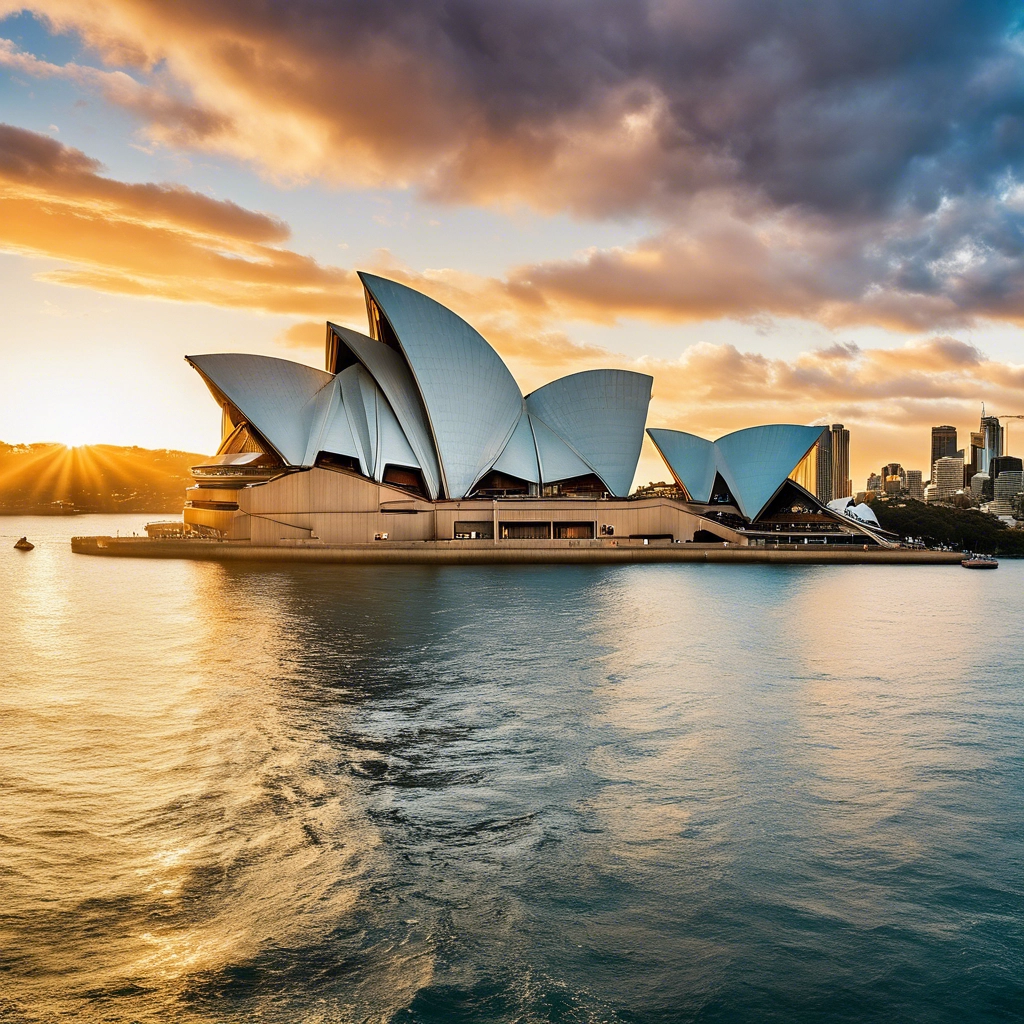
xmin=186 ymin=353 xmax=332 ymax=465
xmin=490 ymin=408 xmax=540 ymax=483
xmin=327 ymin=323 xmax=441 ymax=498
xmin=317 ymin=385 xmax=360 ymax=463
xmin=714 ymin=425 xmax=824 ymax=520
xmin=648 ymin=423 xmax=824 ymax=520
xmin=646 ymin=429 xmax=716 ymax=502
xmin=358 ymin=272 xmax=522 ymax=499
xmin=302 ymin=376 xmax=344 ymax=466
xmin=338 ymin=363 xmax=379 ymax=477
xmin=526 ymin=369 xmax=653 ymax=497
xmin=375 ymin=395 xmax=420 ymax=476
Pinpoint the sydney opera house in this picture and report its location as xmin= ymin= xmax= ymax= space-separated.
xmin=181 ymin=273 xmax=893 ymax=550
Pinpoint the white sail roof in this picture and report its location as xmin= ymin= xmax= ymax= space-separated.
xmin=649 ymin=424 xmax=824 ymax=520
xmin=358 ymin=273 xmax=523 ymax=499
xmin=526 ymin=369 xmax=653 ymax=497
xmin=327 ymin=323 xmax=441 ymax=498
xmin=646 ymin=430 xmax=717 ymax=502
xmin=530 ymin=414 xmax=593 ymax=484
xmin=188 ymin=275 xmax=655 ymax=501
xmin=490 ymin=407 xmax=540 ymax=483
xmin=187 ymin=353 xmax=332 ymax=466
xmin=715 ymin=425 xmax=824 ymax=521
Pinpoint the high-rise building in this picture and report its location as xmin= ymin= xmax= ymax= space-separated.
xmin=830 ymin=424 xmax=851 ymax=499
xmin=980 ymin=415 xmax=1003 ymax=473
xmin=930 ymin=425 xmax=957 ymax=477
xmin=929 ymin=455 xmax=964 ymax=503
xmin=988 ymin=455 xmax=1022 ymax=485
xmin=992 ymin=469 xmax=1023 ymax=508
xmin=815 ymin=427 xmax=832 ymax=503
xmin=866 ymin=472 xmax=882 ymax=493
xmin=968 ymin=430 xmax=985 ymax=483
xmin=905 ymin=469 xmax=923 ymax=500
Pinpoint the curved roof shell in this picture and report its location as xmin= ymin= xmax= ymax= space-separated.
xmin=526 ymin=369 xmax=653 ymax=497
xmin=490 ymin=407 xmax=540 ymax=484
xmin=715 ymin=425 xmax=824 ymax=521
xmin=358 ymin=272 xmax=523 ymax=499
xmin=530 ymin=414 xmax=593 ymax=484
xmin=648 ymin=424 xmax=824 ymax=520
xmin=646 ymin=430 xmax=717 ymax=503
xmin=327 ymin=323 xmax=441 ymax=498
xmin=187 ymin=353 xmax=332 ymax=466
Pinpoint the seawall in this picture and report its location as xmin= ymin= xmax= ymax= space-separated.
xmin=70 ymin=536 xmax=964 ymax=565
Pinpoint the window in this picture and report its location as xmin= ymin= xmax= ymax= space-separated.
xmin=542 ymin=473 xmax=606 ymax=497
xmin=218 ymin=421 xmax=268 ymax=456
xmin=382 ymin=464 xmax=427 ymax=497
xmin=498 ymin=521 xmax=551 ymax=539
xmin=316 ymin=451 xmax=361 ymax=474
xmin=553 ymin=521 xmax=595 ymax=539
xmin=472 ymin=470 xmax=530 ymax=496
xmin=454 ymin=521 xmax=494 ymax=540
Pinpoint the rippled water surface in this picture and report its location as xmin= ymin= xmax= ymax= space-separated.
xmin=1 ymin=515 xmax=1022 ymax=1023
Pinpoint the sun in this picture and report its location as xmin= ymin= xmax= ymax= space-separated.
xmin=60 ymin=432 xmax=96 ymax=450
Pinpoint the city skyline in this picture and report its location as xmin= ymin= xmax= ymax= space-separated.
xmin=3 ymin=4 xmax=1024 ymax=489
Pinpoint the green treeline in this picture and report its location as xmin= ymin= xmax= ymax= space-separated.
xmin=869 ymin=498 xmax=1024 ymax=556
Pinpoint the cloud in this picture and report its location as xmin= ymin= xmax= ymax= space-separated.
xmin=4 ymin=2 xmax=1024 ymax=330
xmin=0 ymin=122 xmax=362 ymax=317
xmin=0 ymin=0 xmax=1019 ymax=215
xmin=505 ymin=193 xmax=1024 ymax=331
xmin=3 ymin=121 xmax=1023 ymax=484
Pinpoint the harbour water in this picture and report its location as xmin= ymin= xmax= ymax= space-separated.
xmin=1 ymin=515 xmax=1021 ymax=1022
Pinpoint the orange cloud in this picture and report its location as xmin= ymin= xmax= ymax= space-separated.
xmin=3 ymin=123 xmax=1023 ymax=486
xmin=0 ymin=122 xmax=362 ymax=318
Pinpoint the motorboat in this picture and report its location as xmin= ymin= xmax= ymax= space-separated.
xmin=961 ymin=556 xmax=998 ymax=569
xmin=13 ymin=537 xmax=34 ymax=551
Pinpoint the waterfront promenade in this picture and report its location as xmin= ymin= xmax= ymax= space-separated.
xmin=71 ymin=535 xmax=963 ymax=565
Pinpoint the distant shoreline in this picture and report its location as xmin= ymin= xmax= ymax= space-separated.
xmin=0 ymin=509 xmax=181 ymax=517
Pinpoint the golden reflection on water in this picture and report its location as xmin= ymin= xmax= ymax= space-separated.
xmin=0 ymin=533 xmax=432 ymax=1021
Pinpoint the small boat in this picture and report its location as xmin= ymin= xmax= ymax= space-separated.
xmin=962 ymin=556 xmax=998 ymax=569
xmin=13 ymin=537 xmax=34 ymax=551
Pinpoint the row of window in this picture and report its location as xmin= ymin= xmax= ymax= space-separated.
xmin=454 ymin=520 xmax=598 ymax=540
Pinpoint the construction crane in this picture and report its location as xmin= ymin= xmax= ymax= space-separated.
xmin=995 ymin=414 xmax=1024 ymax=456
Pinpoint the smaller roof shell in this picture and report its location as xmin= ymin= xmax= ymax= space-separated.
xmin=526 ymin=370 xmax=653 ymax=497
xmin=187 ymin=353 xmax=332 ymax=466
xmin=327 ymin=323 xmax=442 ymax=498
xmin=490 ymin=407 xmax=540 ymax=484
xmin=648 ymin=423 xmax=825 ymax=520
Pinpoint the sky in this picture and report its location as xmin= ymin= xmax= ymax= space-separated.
xmin=2 ymin=1 xmax=1024 ymax=488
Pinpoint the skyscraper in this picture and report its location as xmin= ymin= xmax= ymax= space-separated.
xmin=989 ymin=455 xmax=1023 ymax=485
xmin=815 ymin=427 xmax=832 ymax=503
xmin=879 ymin=462 xmax=904 ymax=494
xmin=906 ymin=469 xmax=923 ymax=500
xmin=830 ymin=424 xmax=851 ymax=499
xmin=968 ymin=430 xmax=985 ymax=484
xmin=981 ymin=415 xmax=1003 ymax=473
xmin=930 ymin=425 xmax=957 ymax=478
